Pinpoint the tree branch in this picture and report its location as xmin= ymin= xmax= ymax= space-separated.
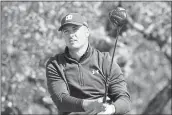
xmin=127 ymin=15 xmax=171 ymax=63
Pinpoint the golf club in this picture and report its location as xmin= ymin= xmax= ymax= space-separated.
xmin=103 ymin=7 xmax=127 ymax=103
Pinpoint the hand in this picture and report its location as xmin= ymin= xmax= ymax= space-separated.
xmin=82 ymin=99 xmax=106 ymax=114
xmin=97 ymin=96 xmax=110 ymax=103
xmin=97 ymin=103 xmax=115 ymax=115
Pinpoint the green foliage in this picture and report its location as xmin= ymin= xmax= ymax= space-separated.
xmin=1 ymin=1 xmax=171 ymax=114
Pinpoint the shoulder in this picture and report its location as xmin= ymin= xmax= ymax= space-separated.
xmin=92 ymin=47 xmax=111 ymax=60
xmin=45 ymin=52 xmax=65 ymax=67
xmin=92 ymin=47 xmax=120 ymax=67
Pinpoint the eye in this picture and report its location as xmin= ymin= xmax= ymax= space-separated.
xmin=63 ymin=30 xmax=69 ymax=34
xmin=73 ymin=26 xmax=80 ymax=31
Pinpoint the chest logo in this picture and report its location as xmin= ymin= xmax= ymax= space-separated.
xmin=92 ymin=69 xmax=99 ymax=75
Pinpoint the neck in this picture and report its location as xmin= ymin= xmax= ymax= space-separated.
xmin=69 ymin=43 xmax=89 ymax=61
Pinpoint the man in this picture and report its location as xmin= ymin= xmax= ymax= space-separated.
xmin=46 ymin=13 xmax=131 ymax=115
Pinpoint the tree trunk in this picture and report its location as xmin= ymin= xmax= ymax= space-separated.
xmin=142 ymin=80 xmax=171 ymax=114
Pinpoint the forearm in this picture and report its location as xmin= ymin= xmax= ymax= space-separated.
xmin=51 ymin=93 xmax=84 ymax=112
xmin=111 ymin=96 xmax=131 ymax=114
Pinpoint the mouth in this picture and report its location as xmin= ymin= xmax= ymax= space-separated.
xmin=69 ymin=39 xmax=77 ymax=43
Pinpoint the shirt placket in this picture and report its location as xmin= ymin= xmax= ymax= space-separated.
xmin=78 ymin=64 xmax=84 ymax=86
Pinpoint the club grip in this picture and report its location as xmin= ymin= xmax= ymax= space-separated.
xmin=103 ymin=83 xmax=108 ymax=103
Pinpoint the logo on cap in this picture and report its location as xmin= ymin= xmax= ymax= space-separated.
xmin=66 ymin=15 xmax=72 ymax=20
xmin=92 ymin=69 xmax=99 ymax=75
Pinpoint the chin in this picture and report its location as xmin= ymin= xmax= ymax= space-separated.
xmin=68 ymin=45 xmax=80 ymax=49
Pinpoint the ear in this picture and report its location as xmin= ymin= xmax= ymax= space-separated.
xmin=85 ymin=27 xmax=90 ymax=37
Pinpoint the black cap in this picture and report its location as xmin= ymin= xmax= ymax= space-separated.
xmin=58 ymin=13 xmax=88 ymax=31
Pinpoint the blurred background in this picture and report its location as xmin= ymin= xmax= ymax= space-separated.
xmin=1 ymin=1 xmax=171 ymax=114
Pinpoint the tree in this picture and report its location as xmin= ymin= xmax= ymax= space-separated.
xmin=1 ymin=1 xmax=171 ymax=114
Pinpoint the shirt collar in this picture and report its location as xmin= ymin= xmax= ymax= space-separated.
xmin=64 ymin=44 xmax=92 ymax=63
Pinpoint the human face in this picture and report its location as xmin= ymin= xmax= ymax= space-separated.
xmin=62 ymin=24 xmax=89 ymax=50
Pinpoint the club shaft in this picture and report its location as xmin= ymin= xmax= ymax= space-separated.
xmin=109 ymin=28 xmax=120 ymax=74
xmin=103 ymin=28 xmax=120 ymax=103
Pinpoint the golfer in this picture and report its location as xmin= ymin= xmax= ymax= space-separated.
xmin=46 ymin=13 xmax=131 ymax=115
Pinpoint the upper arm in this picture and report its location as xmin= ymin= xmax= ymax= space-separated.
xmin=46 ymin=58 xmax=69 ymax=96
xmin=45 ymin=57 xmax=84 ymax=112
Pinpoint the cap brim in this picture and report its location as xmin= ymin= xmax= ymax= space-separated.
xmin=58 ymin=22 xmax=83 ymax=31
